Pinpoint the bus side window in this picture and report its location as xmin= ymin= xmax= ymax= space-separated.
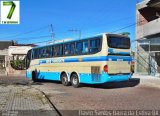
xmin=32 ymin=49 xmax=35 ymax=59
xmin=64 ymin=43 xmax=75 ymax=56
xmin=70 ymin=43 xmax=75 ymax=55
xmin=64 ymin=44 xmax=70 ymax=55
xmin=34 ymin=49 xmax=39 ymax=59
xmin=46 ymin=46 xmax=52 ymax=57
xmin=42 ymin=48 xmax=46 ymax=58
xmin=52 ymin=46 xmax=54 ymax=57
xmin=54 ymin=45 xmax=63 ymax=57
xmin=39 ymin=48 xmax=46 ymax=58
xmin=76 ymin=42 xmax=83 ymax=55
xmin=90 ymin=38 xmax=100 ymax=53
xmin=54 ymin=46 xmax=59 ymax=57
xmin=83 ymin=41 xmax=89 ymax=54
xmin=32 ymin=50 xmax=34 ymax=59
xmin=59 ymin=45 xmax=63 ymax=56
xmin=26 ymin=49 xmax=31 ymax=69
xmin=39 ymin=48 xmax=42 ymax=58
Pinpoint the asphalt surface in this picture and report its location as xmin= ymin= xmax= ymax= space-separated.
xmin=31 ymin=77 xmax=160 ymax=116
xmin=1 ymin=76 xmax=160 ymax=116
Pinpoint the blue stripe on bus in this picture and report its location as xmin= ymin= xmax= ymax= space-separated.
xmin=119 ymin=52 xmax=130 ymax=55
xmin=64 ymin=58 xmax=79 ymax=62
xmin=39 ymin=60 xmax=46 ymax=64
xmin=108 ymin=48 xmax=114 ymax=53
xmin=26 ymin=71 xmax=132 ymax=84
xmin=64 ymin=56 xmax=132 ymax=62
xmin=38 ymin=56 xmax=132 ymax=64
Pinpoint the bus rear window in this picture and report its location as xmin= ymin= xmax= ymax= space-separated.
xmin=107 ymin=36 xmax=130 ymax=49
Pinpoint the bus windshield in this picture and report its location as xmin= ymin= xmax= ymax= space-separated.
xmin=107 ymin=36 xmax=130 ymax=49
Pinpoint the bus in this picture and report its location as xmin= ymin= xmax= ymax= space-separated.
xmin=26 ymin=33 xmax=132 ymax=88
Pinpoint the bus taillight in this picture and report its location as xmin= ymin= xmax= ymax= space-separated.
xmin=104 ymin=65 xmax=108 ymax=73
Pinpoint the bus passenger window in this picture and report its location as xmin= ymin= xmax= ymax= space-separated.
xmin=46 ymin=47 xmax=52 ymax=58
xmin=70 ymin=43 xmax=75 ymax=55
xmin=54 ymin=46 xmax=59 ymax=56
xmin=54 ymin=45 xmax=63 ymax=57
xmin=82 ymin=41 xmax=88 ymax=54
xmin=52 ymin=46 xmax=54 ymax=57
xmin=59 ymin=45 xmax=63 ymax=56
xmin=64 ymin=43 xmax=75 ymax=55
xmin=34 ymin=49 xmax=39 ymax=59
xmin=39 ymin=48 xmax=43 ymax=58
xmin=41 ymin=48 xmax=44 ymax=58
xmin=90 ymin=39 xmax=100 ymax=53
xmin=76 ymin=42 xmax=83 ymax=55
xmin=64 ymin=45 xmax=69 ymax=55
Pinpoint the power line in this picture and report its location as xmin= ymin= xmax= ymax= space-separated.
xmin=0 ymin=25 xmax=49 ymax=39
xmin=29 ymin=21 xmax=138 ymax=45
xmin=2 ymin=16 xmax=135 ymax=43
xmin=26 ymin=21 xmax=137 ymax=45
xmin=82 ymin=16 xmax=135 ymax=31
xmin=14 ymin=35 xmax=51 ymax=41
xmin=52 ymin=16 xmax=135 ymax=40
xmin=24 ymin=13 xmax=157 ymax=45
xmin=110 ymin=23 xmax=136 ymax=33
xmin=32 ymin=39 xmax=53 ymax=44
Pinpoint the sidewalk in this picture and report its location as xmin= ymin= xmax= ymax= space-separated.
xmin=132 ymin=73 xmax=160 ymax=88
xmin=0 ymin=76 xmax=59 ymax=116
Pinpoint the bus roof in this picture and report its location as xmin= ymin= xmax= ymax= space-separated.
xmin=33 ymin=33 xmax=130 ymax=49
xmin=33 ymin=34 xmax=103 ymax=49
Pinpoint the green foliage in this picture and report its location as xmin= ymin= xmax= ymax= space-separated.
xmin=10 ymin=59 xmax=26 ymax=70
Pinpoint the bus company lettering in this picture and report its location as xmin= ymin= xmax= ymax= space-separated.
xmin=40 ymin=59 xmax=64 ymax=64
xmin=50 ymin=59 xmax=64 ymax=63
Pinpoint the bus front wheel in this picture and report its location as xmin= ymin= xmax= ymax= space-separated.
xmin=71 ymin=73 xmax=80 ymax=88
xmin=61 ymin=73 xmax=70 ymax=86
xmin=32 ymin=72 xmax=38 ymax=82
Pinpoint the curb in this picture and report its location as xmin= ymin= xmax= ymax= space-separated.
xmin=33 ymin=87 xmax=62 ymax=116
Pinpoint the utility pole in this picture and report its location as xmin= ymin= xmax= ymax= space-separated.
xmin=50 ymin=24 xmax=55 ymax=42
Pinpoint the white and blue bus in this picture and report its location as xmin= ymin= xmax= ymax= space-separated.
xmin=26 ymin=33 xmax=132 ymax=87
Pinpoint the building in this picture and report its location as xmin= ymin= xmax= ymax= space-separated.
xmin=136 ymin=0 xmax=160 ymax=76
xmin=8 ymin=46 xmax=33 ymax=76
xmin=0 ymin=40 xmax=34 ymax=76
xmin=0 ymin=41 xmax=15 ymax=75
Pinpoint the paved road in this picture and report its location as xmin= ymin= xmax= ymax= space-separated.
xmin=1 ymin=76 xmax=160 ymax=116
xmin=32 ymin=77 xmax=160 ymax=116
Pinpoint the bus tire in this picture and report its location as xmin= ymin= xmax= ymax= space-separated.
xmin=71 ymin=73 xmax=80 ymax=88
xmin=32 ymin=72 xmax=37 ymax=82
xmin=61 ymin=73 xmax=70 ymax=86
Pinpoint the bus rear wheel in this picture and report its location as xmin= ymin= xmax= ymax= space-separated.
xmin=61 ymin=73 xmax=70 ymax=86
xmin=71 ymin=73 xmax=80 ymax=88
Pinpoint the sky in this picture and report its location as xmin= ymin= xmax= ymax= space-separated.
xmin=0 ymin=0 xmax=138 ymax=50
